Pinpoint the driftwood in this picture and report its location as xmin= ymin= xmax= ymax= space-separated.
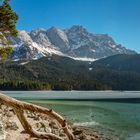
xmin=0 ymin=93 xmax=75 ymax=140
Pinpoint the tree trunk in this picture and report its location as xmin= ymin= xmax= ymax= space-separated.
xmin=0 ymin=93 xmax=75 ymax=140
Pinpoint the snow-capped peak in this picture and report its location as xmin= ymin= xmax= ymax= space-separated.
xmin=46 ymin=27 xmax=69 ymax=51
xmin=9 ymin=26 xmax=136 ymax=61
xmin=18 ymin=30 xmax=32 ymax=43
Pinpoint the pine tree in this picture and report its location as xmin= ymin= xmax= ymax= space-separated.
xmin=0 ymin=0 xmax=18 ymax=37
xmin=0 ymin=0 xmax=18 ymax=60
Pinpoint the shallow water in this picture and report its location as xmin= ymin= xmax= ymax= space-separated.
xmin=3 ymin=91 xmax=140 ymax=140
xmin=128 ymin=133 xmax=140 ymax=140
xmin=25 ymin=100 xmax=140 ymax=140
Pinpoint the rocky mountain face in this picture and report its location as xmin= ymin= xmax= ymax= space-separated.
xmin=8 ymin=25 xmax=136 ymax=60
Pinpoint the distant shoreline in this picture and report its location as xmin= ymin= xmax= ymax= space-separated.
xmin=2 ymin=90 xmax=140 ymax=103
xmin=22 ymin=98 xmax=140 ymax=104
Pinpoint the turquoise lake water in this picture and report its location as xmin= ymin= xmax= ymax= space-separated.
xmin=3 ymin=91 xmax=140 ymax=140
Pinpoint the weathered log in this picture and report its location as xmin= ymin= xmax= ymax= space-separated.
xmin=15 ymin=108 xmax=63 ymax=140
xmin=0 ymin=93 xmax=75 ymax=140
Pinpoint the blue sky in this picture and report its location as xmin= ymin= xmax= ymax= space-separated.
xmin=10 ymin=0 xmax=140 ymax=52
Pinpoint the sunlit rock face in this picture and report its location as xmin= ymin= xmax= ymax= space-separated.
xmin=9 ymin=25 xmax=136 ymax=60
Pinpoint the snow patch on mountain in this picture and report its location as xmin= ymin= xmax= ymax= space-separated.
xmin=71 ymin=57 xmax=97 ymax=62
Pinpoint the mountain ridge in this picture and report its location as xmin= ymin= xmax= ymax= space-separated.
xmin=8 ymin=25 xmax=136 ymax=60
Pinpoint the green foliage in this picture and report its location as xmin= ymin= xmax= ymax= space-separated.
xmin=0 ymin=0 xmax=18 ymax=60
xmin=0 ymin=80 xmax=52 ymax=90
xmin=0 ymin=46 xmax=13 ymax=61
xmin=0 ymin=0 xmax=18 ymax=37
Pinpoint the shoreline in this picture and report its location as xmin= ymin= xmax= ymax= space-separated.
xmin=24 ymin=98 xmax=140 ymax=104
xmin=0 ymin=104 xmax=111 ymax=140
xmin=2 ymin=90 xmax=140 ymax=104
xmin=1 ymin=91 xmax=140 ymax=140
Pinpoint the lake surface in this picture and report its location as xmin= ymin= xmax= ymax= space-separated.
xmin=2 ymin=91 xmax=140 ymax=140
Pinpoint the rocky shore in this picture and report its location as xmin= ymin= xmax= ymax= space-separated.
xmin=0 ymin=104 xmax=111 ymax=140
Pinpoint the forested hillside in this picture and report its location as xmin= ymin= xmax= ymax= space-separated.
xmin=0 ymin=54 xmax=140 ymax=90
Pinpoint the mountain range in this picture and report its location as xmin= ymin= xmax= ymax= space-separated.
xmin=9 ymin=25 xmax=136 ymax=60
xmin=0 ymin=25 xmax=139 ymax=90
